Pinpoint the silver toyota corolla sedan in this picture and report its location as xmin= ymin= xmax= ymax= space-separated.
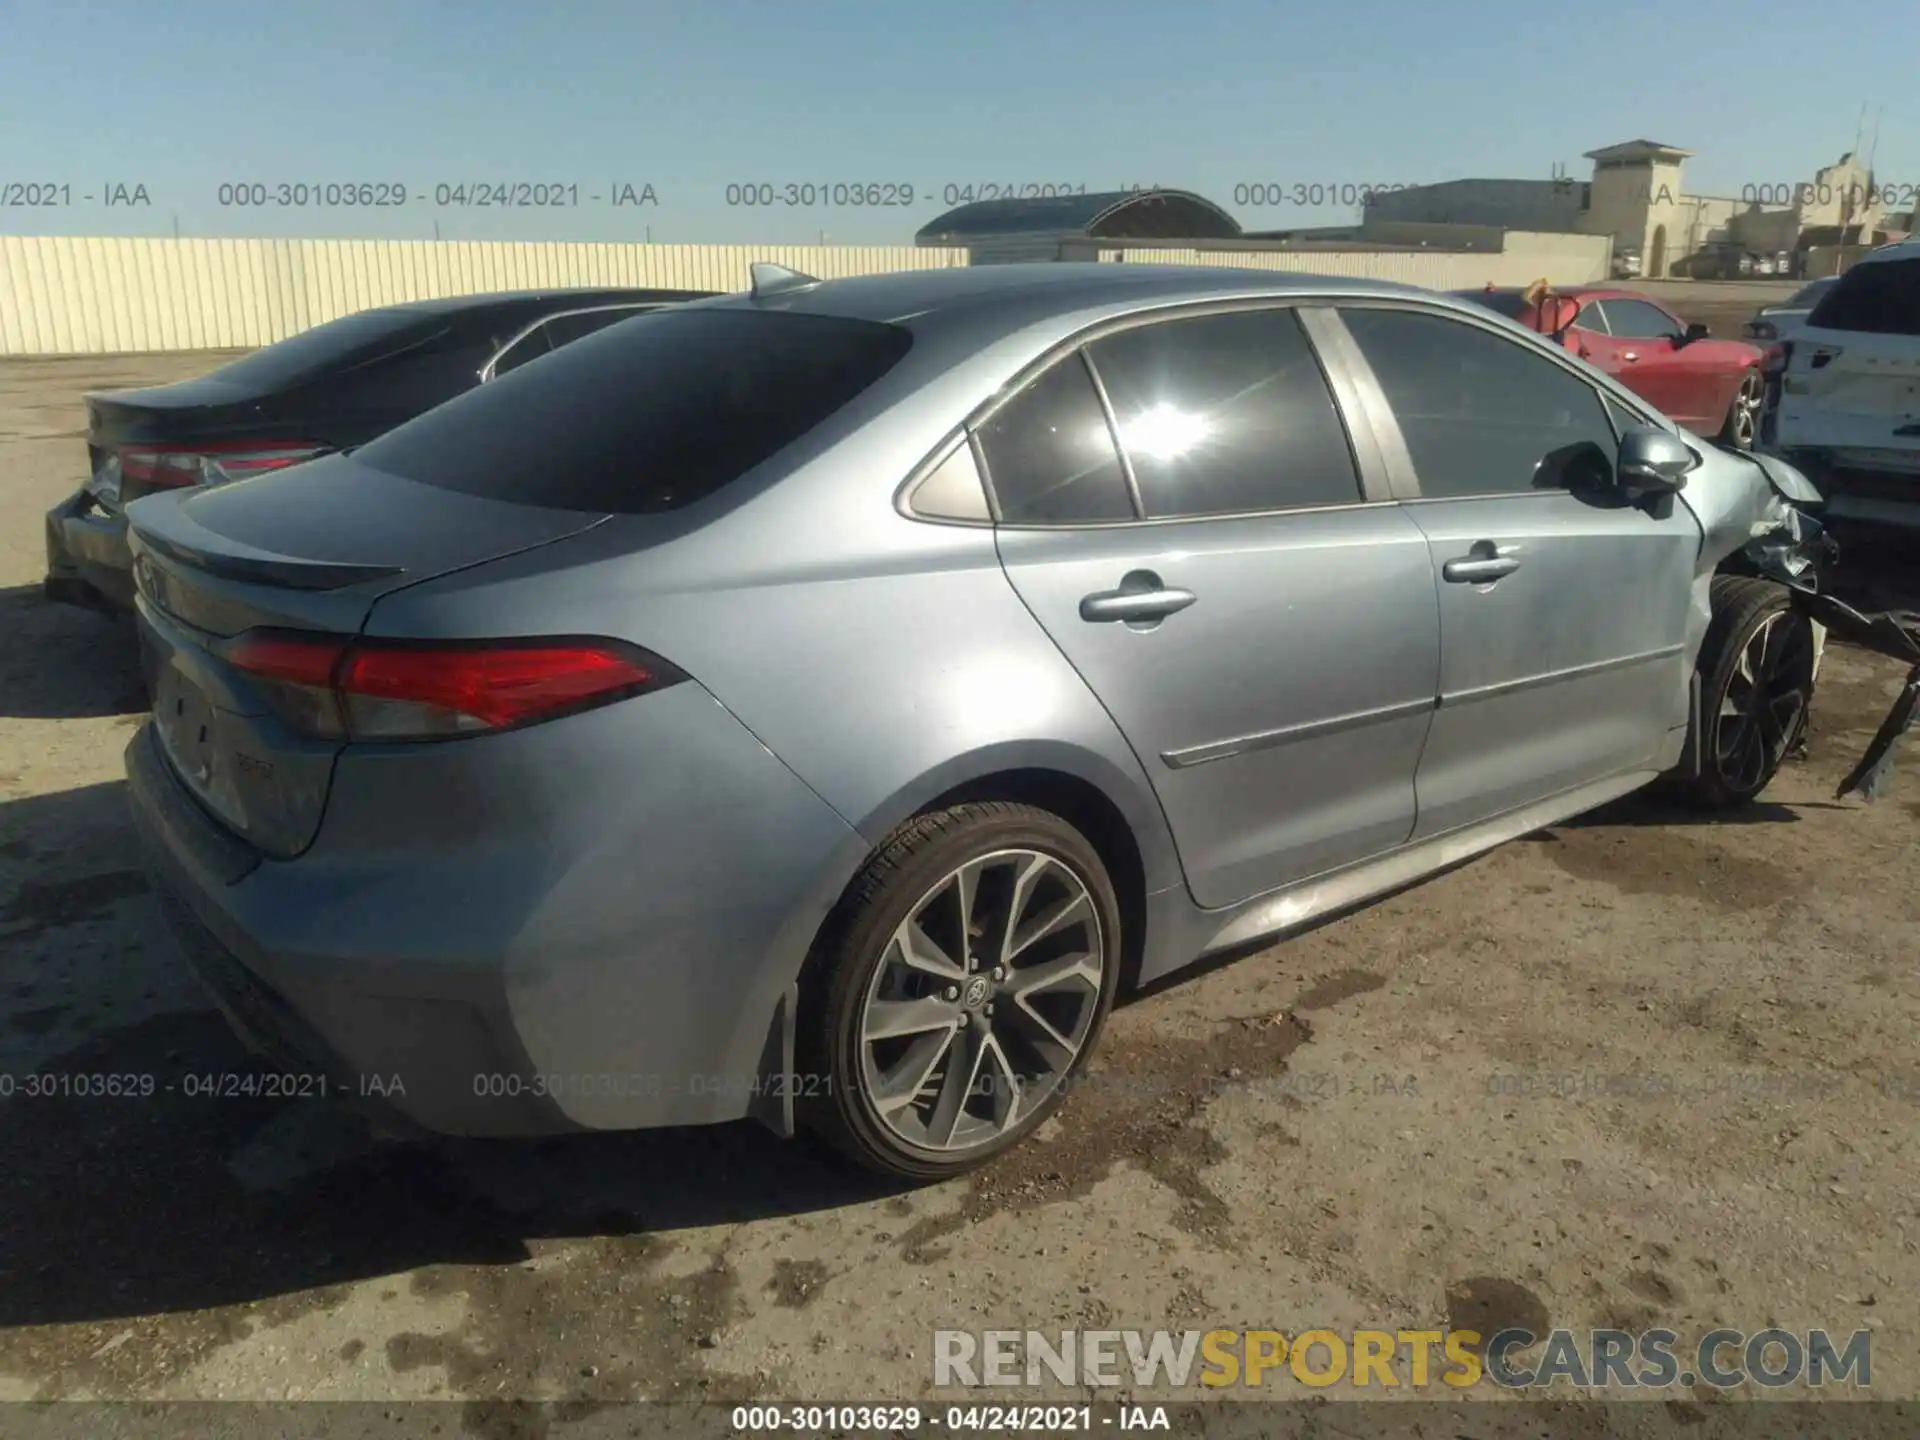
xmin=124 ymin=262 xmax=1834 ymax=1180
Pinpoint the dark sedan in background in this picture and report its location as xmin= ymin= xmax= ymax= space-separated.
xmin=45 ymin=286 xmax=713 ymax=610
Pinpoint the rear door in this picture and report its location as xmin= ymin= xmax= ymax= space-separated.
xmin=1333 ymin=303 xmax=1700 ymax=838
xmin=988 ymin=304 xmax=1439 ymax=910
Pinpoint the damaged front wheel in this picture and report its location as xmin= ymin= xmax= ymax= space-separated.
xmin=1674 ymin=576 xmax=1817 ymax=808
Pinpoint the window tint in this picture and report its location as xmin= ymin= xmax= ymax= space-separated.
xmin=974 ymin=355 xmax=1135 ymax=524
xmin=1604 ymin=395 xmax=1644 ymax=438
xmin=1807 ymin=256 xmax=1920 ymax=336
xmin=358 ymin=309 xmax=913 ymax=513
xmin=488 ymin=323 xmax=553 ymax=378
xmin=1787 ymin=277 xmax=1837 ymax=309
xmin=348 ymin=339 xmax=497 ymax=413
xmin=1601 ymin=299 xmax=1681 ymax=340
xmin=1341 ymin=307 xmax=1618 ymax=498
xmin=204 ymin=308 xmax=433 ymax=390
xmin=1085 ymin=309 xmax=1360 ymax=517
xmin=1575 ymin=301 xmax=1611 ymax=335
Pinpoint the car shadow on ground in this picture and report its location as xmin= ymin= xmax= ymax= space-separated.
xmin=0 ymin=584 xmax=145 ymax=719
xmin=0 ymin=778 xmax=907 ymax=1333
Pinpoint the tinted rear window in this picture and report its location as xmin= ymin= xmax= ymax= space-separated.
xmin=355 ymin=308 xmax=914 ymax=513
xmin=205 ymin=308 xmax=436 ymax=389
xmin=1786 ymin=278 xmax=1836 ymax=308
xmin=1807 ymin=257 xmax=1920 ymax=336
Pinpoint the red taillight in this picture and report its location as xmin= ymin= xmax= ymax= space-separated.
xmin=119 ymin=439 xmax=325 ymax=490
xmin=223 ymin=632 xmax=680 ymax=741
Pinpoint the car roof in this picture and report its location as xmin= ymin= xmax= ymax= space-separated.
xmin=685 ymin=262 xmax=1468 ymax=354
xmin=722 ymin=262 xmax=1429 ymax=317
xmin=1459 ymin=285 xmax=1662 ymax=304
xmin=385 ymin=286 xmax=714 ymax=318
xmin=1844 ymin=239 xmax=1920 ymax=269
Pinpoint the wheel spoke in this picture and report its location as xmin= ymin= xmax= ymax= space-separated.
xmin=870 ymin=1025 xmax=960 ymax=1115
xmin=894 ymin=917 xmax=966 ymax=984
xmin=1005 ymin=891 xmax=1092 ymax=964
xmin=977 ymin=1031 xmax=1023 ymax=1135
xmin=952 ymin=858 xmax=984 ymax=970
xmin=994 ymin=854 xmax=1050 ymax=967
xmin=1008 ymin=948 xmax=1102 ymax=1001
xmin=925 ymin=1024 xmax=987 ymax=1148
xmin=1001 ymin=993 xmax=1082 ymax=1070
xmin=864 ymin=994 xmax=960 ymax=1042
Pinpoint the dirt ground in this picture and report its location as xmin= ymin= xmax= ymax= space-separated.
xmin=2 ymin=300 xmax=1918 ymax=1420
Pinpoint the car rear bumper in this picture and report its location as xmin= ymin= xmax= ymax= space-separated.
xmin=125 ymin=682 xmax=867 ymax=1138
xmin=45 ymin=486 xmax=135 ymax=611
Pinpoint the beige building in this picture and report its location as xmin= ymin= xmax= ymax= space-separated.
xmin=1364 ymin=140 xmax=1898 ymax=278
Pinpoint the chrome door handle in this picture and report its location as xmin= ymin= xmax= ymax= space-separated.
xmin=1442 ymin=552 xmax=1521 ymax=583
xmin=1079 ymin=586 xmax=1197 ymax=623
xmin=1623 ymin=351 xmax=1639 ymax=362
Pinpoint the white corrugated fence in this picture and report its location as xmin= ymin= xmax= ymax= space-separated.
xmin=0 ymin=238 xmax=970 ymax=356
xmin=2 ymin=230 xmax=1612 ymax=356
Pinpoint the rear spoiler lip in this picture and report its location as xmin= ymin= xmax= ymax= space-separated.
xmin=127 ymin=504 xmax=405 ymax=594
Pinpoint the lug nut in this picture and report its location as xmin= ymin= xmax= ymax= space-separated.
xmin=943 ymin=986 xmax=960 ymax=1002
xmin=993 ymin=966 xmax=1007 ymax=982
xmin=956 ymin=1013 xmax=970 ymax=1028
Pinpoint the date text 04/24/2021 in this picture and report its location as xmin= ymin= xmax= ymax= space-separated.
xmin=727 ymin=1403 xmax=1172 ymax=1431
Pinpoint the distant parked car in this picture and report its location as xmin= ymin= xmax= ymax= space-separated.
xmin=1613 ymin=247 xmax=1643 ymax=279
xmin=1745 ymin=276 xmax=1841 ymax=342
xmin=124 ymin=262 xmax=1839 ymax=1181
xmin=1759 ymin=240 xmax=1920 ymax=528
xmin=1454 ymin=286 xmax=1767 ymax=448
xmin=44 ymin=287 xmax=714 ymax=611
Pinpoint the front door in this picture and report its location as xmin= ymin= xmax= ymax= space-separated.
xmin=979 ymin=306 xmax=1440 ymax=909
xmin=1593 ymin=296 xmax=1717 ymax=430
xmin=1335 ymin=304 xmax=1701 ymax=837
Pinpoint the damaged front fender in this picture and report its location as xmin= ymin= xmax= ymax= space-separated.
xmin=1680 ymin=441 xmax=1920 ymax=802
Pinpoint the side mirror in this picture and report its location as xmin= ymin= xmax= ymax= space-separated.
xmin=1680 ymin=321 xmax=1711 ymax=345
xmin=1617 ymin=426 xmax=1698 ymax=497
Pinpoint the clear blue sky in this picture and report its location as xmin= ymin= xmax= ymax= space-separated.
xmin=2 ymin=0 xmax=1911 ymax=245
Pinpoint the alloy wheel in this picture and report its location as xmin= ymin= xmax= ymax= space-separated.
xmin=1728 ymin=372 xmax=1763 ymax=450
xmin=856 ymin=848 xmax=1104 ymax=1155
xmin=1714 ymin=610 xmax=1813 ymax=793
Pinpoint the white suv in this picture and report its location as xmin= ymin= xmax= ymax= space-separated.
xmin=1759 ymin=240 xmax=1920 ymax=527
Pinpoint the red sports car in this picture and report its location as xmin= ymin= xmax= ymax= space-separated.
xmin=1453 ymin=285 xmax=1766 ymax=449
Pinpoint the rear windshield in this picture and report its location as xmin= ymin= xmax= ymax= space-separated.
xmin=204 ymin=308 xmax=436 ymax=389
xmin=1786 ymin=278 xmax=1836 ymax=308
xmin=1451 ymin=290 xmax=1529 ymax=319
xmin=1806 ymin=257 xmax=1920 ymax=336
xmin=355 ymin=308 xmax=915 ymax=513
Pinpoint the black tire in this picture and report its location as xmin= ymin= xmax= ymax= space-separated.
xmin=798 ymin=801 xmax=1122 ymax=1182
xmin=1718 ymin=369 xmax=1763 ymax=451
xmin=1672 ymin=575 xmax=1816 ymax=808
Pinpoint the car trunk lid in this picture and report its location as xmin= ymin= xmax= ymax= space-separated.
xmin=127 ymin=453 xmax=609 ymax=857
